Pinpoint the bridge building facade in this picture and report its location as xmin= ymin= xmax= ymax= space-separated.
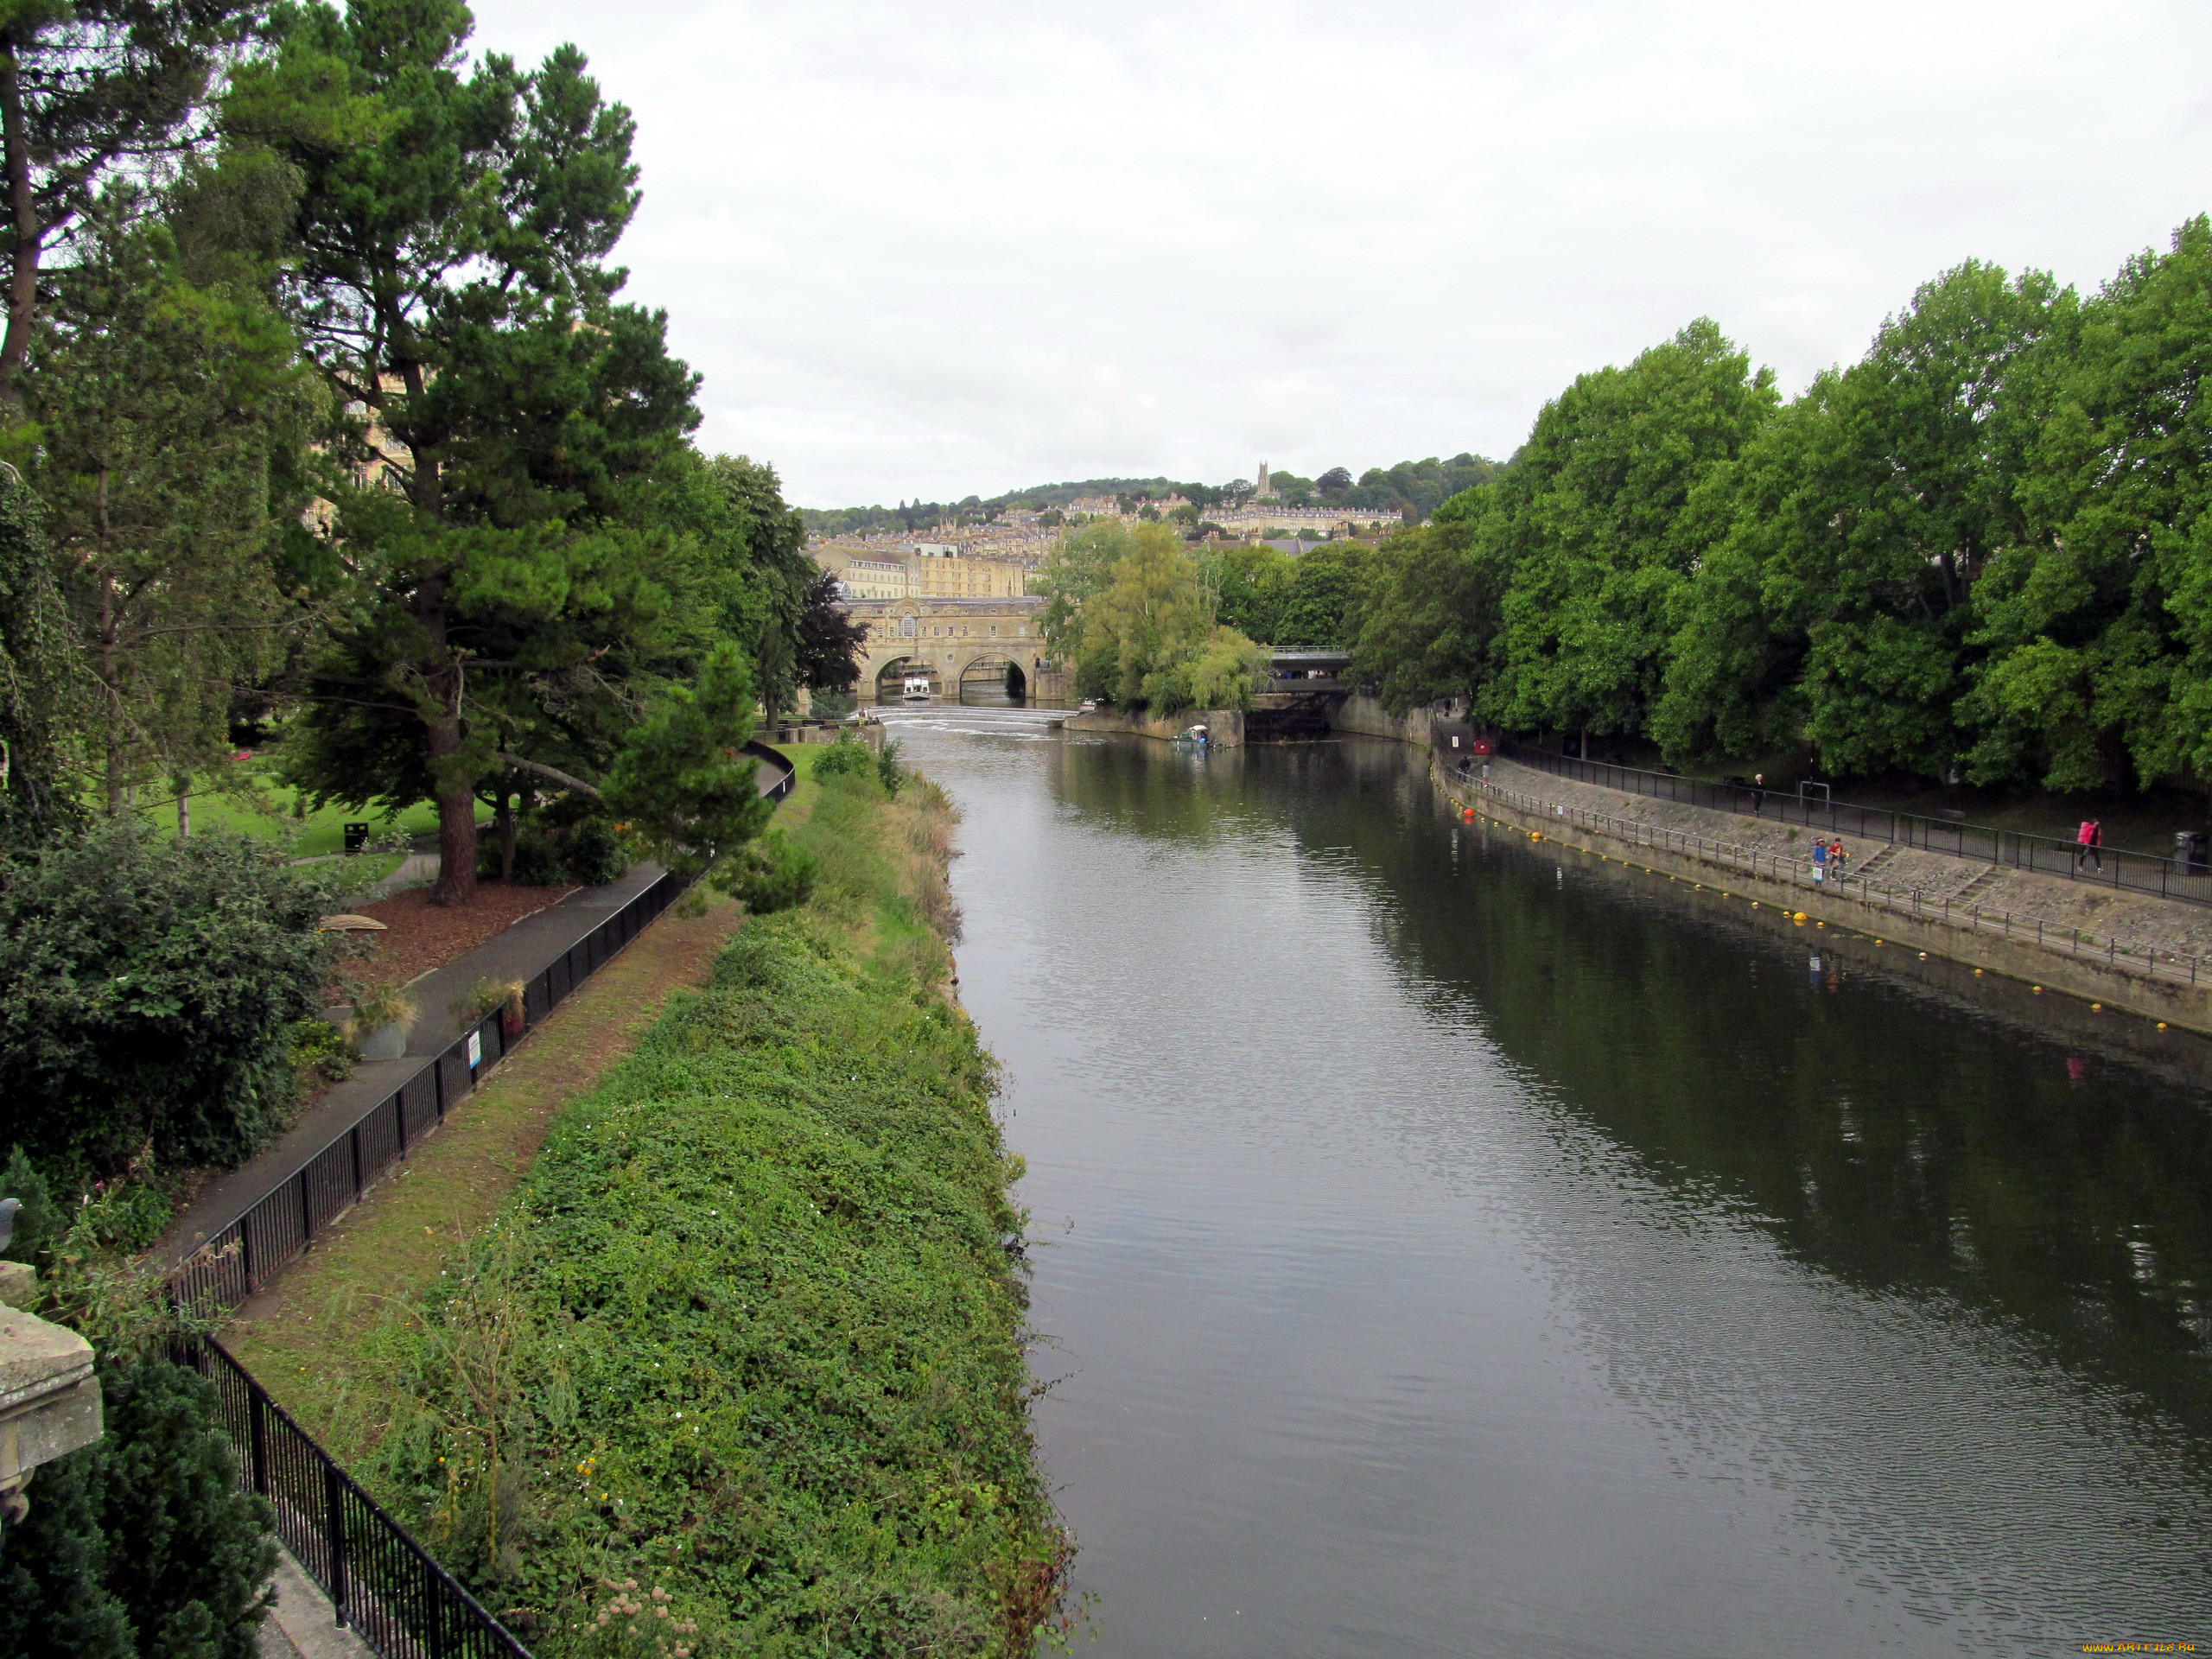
xmin=842 ymin=594 xmax=1071 ymax=702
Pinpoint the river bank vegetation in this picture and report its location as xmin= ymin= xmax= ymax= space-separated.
xmin=245 ymin=755 xmax=1070 ymax=1656
xmin=0 ymin=3 xmax=874 ymax=1646
xmin=1348 ymin=224 xmax=2212 ymax=810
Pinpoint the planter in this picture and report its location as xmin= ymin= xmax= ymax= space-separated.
xmin=357 ymin=1021 xmax=409 ymax=1063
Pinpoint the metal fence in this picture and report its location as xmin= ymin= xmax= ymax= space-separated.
xmin=1446 ymin=769 xmax=2212 ymax=989
xmin=176 ymin=1337 xmax=531 ymax=1659
xmin=1497 ymin=740 xmax=2212 ymax=908
xmin=171 ymin=869 xmax=686 ymax=1314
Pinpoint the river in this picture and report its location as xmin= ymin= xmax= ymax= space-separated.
xmin=883 ymin=707 xmax=2212 ymax=1657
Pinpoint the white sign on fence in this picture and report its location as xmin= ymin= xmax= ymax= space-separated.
xmin=465 ymin=1031 xmax=482 ymax=1069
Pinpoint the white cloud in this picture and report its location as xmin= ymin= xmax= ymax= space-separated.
xmin=470 ymin=0 xmax=2212 ymax=505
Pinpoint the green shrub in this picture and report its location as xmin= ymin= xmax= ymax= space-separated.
xmin=0 ymin=1144 xmax=60 ymax=1266
xmin=480 ymin=810 xmax=632 ymax=887
xmin=329 ymin=772 xmax=1068 ymax=1655
xmin=810 ymin=734 xmax=877 ymax=782
xmin=716 ymin=827 xmax=819 ymax=913
xmin=877 ymin=735 xmax=906 ymax=796
xmin=287 ymin=1017 xmax=355 ymax=1085
xmin=0 ymin=824 xmax=346 ymax=1181
xmin=0 ymin=1196 xmax=277 ymax=1658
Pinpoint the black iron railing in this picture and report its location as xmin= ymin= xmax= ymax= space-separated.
xmin=1445 ymin=767 xmax=2212 ymax=988
xmin=177 ymin=1337 xmax=531 ymax=1659
xmin=1497 ymin=741 xmax=2212 ymax=909
xmin=171 ymin=869 xmax=686 ymax=1314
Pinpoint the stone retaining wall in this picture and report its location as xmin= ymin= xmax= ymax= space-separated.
xmin=1064 ymin=706 xmax=1247 ymax=745
xmin=1327 ymin=694 xmax=1433 ymax=746
xmin=1474 ymin=757 xmax=2212 ymax=960
xmin=1443 ymin=761 xmax=2212 ymax=1035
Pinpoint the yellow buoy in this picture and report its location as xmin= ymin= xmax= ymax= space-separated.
xmin=2158 ymin=1021 xmax=2169 ymax=1030
xmin=1974 ymin=968 xmax=1983 ymax=976
xmin=1793 ymin=912 xmax=1807 ymax=922
xmin=2091 ymin=1002 xmax=2102 ymax=1012
xmin=2032 ymin=985 xmax=2044 ymax=994
xmin=1874 ymin=939 xmax=1884 ymax=946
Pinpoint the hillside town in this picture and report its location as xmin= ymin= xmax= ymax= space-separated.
xmin=807 ymin=463 xmax=1409 ymax=597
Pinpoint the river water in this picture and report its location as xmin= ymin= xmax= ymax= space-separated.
xmin=884 ymin=708 xmax=2212 ymax=1657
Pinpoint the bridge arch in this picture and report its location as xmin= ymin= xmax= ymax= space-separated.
xmin=957 ymin=655 xmax=1027 ymax=703
xmin=872 ymin=656 xmax=939 ymax=699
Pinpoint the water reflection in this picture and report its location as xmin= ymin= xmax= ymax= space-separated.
xmin=895 ymin=720 xmax=2212 ymax=1656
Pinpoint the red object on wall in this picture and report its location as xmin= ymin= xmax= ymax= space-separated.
xmin=1472 ymin=738 xmax=1494 ymax=756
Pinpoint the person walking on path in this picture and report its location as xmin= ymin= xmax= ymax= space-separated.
xmin=1751 ymin=772 xmax=1766 ymax=814
xmin=1829 ymin=839 xmax=1848 ymax=883
xmin=1812 ymin=838 xmax=1829 ymax=884
xmin=2075 ymin=818 xmax=2104 ymax=871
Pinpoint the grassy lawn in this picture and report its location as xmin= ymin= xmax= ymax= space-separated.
xmin=126 ymin=760 xmax=491 ymax=858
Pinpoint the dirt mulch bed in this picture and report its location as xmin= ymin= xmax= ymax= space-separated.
xmin=334 ymin=880 xmax=579 ymax=994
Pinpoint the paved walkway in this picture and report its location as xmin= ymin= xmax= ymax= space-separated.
xmin=1478 ymin=756 xmax=2212 ymax=962
xmin=162 ymin=748 xmax=798 ymax=1268
xmin=162 ymin=863 xmax=670 ymax=1268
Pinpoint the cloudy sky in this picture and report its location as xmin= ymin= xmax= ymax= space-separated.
xmin=474 ymin=0 xmax=2212 ymax=508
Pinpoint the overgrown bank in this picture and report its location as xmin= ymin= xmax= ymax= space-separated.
xmin=254 ymin=760 xmax=1070 ymax=1656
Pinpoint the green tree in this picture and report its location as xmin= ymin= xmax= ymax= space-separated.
xmin=1051 ymin=521 xmax=1268 ymax=712
xmin=1964 ymin=218 xmax=2212 ymax=795
xmin=1660 ymin=262 xmax=2063 ymax=776
xmin=31 ymin=187 xmax=320 ymax=824
xmin=1490 ymin=319 xmax=1777 ymax=748
xmin=1273 ymin=540 xmax=1376 ymax=649
xmin=0 ymin=476 xmax=82 ymax=848
xmin=1037 ymin=516 xmax=1133 ymax=685
xmin=1352 ymin=486 xmax=1508 ymax=713
xmin=1209 ymin=539 xmax=1291 ymax=642
xmin=0 ymin=0 xmax=268 ymax=409
xmin=238 ymin=0 xmax=705 ymax=904
xmin=601 ymin=639 xmax=770 ymax=886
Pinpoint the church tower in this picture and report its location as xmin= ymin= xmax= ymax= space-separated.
xmin=1255 ymin=461 xmax=1273 ymax=499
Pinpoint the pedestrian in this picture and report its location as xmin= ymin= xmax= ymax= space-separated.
xmin=2075 ymin=817 xmax=2103 ymax=871
xmin=1751 ymin=772 xmax=1766 ymax=815
xmin=1812 ymin=837 xmax=1829 ymax=884
xmin=1829 ymin=839 xmax=1847 ymax=882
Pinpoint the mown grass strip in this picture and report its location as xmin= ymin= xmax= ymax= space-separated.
xmin=249 ymin=760 xmax=1070 ymax=1658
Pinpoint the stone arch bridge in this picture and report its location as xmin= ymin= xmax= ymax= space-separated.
xmin=842 ymin=594 xmax=1070 ymax=702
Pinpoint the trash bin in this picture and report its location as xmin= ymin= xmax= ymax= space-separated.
xmin=344 ymin=822 xmax=372 ymax=855
xmin=2176 ymin=830 xmax=2209 ymax=872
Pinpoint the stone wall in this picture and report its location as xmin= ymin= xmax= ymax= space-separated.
xmin=1326 ymin=694 xmax=1434 ymax=746
xmin=1445 ymin=760 xmax=2212 ymax=1035
xmin=1063 ymin=707 xmax=1247 ymax=745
